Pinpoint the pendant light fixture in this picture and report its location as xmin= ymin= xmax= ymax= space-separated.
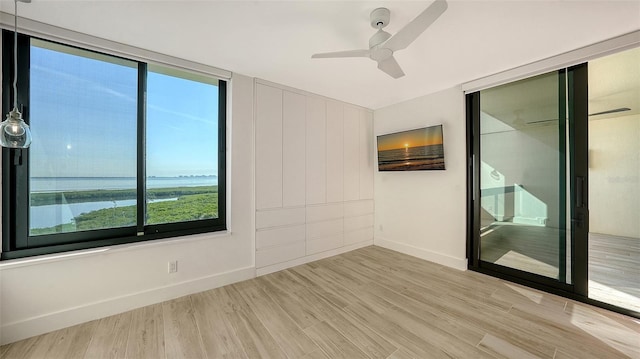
xmin=0 ymin=0 xmax=32 ymax=148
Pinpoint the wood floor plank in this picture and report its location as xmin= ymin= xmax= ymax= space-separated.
xmin=562 ymin=302 xmax=640 ymax=358
xmin=259 ymin=274 xmax=323 ymax=329
xmin=1 ymin=246 xmax=638 ymax=359
xmin=162 ymin=296 xmax=206 ymax=359
xmin=0 ymin=335 xmax=44 ymax=359
xmin=507 ymin=306 xmax=628 ymax=359
xmin=83 ymin=310 xmax=132 ymax=358
xmin=553 ymin=348 xmax=583 ymax=359
xmin=190 ymin=288 xmax=249 ymax=359
xmin=268 ymin=273 xmax=398 ymax=359
xmin=301 ymin=349 xmax=331 ymax=359
xmin=2 ymin=320 xmax=97 ymax=359
xmin=477 ymin=333 xmax=542 ymax=359
xmin=289 ymin=264 xmax=363 ymax=308
xmin=343 ymin=300 xmax=464 ymax=359
xmin=384 ymin=304 xmax=495 ymax=358
xmin=303 ymin=321 xmax=369 ymax=359
xmin=125 ymin=304 xmax=164 ymax=359
xmin=350 ymin=249 xmax=511 ymax=312
xmin=230 ymin=282 xmax=319 ymax=358
xmin=7 ymin=333 xmax=57 ymax=359
xmin=491 ymin=283 xmax=566 ymax=313
xmin=45 ymin=320 xmax=97 ymax=359
xmin=217 ymin=286 xmax=288 ymax=359
xmin=363 ymin=281 xmax=486 ymax=347
xmin=387 ymin=348 xmax=422 ymax=359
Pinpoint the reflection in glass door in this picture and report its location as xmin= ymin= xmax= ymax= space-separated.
xmin=587 ymin=47 xmax=640 ymax=312
xmin=476 ymin=70 xmax=571 ymax=283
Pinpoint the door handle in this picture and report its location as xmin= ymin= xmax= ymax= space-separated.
xmin=575 ymin=176 xmax=585 ymax=208
xmin=571 ymin=214 xmax=584 ymax=228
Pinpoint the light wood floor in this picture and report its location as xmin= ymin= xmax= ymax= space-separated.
xmin=481 ymin=224 xmax=640 ymax=312
xmin=589 ymin=232 xmax=640 ymax=313
xmin=481 ymin=224 xmax=560 ymax=278
xmin=1 ymin=246 xmax=639 ymax=359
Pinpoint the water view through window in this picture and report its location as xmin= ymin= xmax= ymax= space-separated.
xmin=28 ymin=39 xmax=220 ymax=236
xmin=145 ymin=66 xmax=220 ymax=225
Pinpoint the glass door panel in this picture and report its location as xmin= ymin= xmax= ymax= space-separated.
xmin=587 ymin=47 xmax=640 ymax=312
xmin=478 ymin=71 xmax=569 ymax=282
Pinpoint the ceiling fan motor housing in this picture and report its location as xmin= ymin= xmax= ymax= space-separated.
xmin=370 ymin=7 xmax=390 ymax=29
xmin=369 ymin=30 xmax=392 ymax=48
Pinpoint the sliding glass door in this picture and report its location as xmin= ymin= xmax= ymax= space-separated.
xmin=468 ymin=65 xmax=587 ymax=293
xmin=478 ymin=70 xmax=570 ymax=282
xmin=468 ymin=47 xmax=639 ymax=317
xmin=587 ymin=47 xmax=640 ymax=313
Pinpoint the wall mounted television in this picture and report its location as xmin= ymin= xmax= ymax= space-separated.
xmin=377 ymin=125 xmax=446 ymax=171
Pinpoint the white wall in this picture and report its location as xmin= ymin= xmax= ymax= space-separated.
xmin=589 ymin=114 xmax=640 ymax=238
xmin=0 ymin=73 xmax=256 ymax=345
xmin=373 ymin=87 xmax=467 ymax=270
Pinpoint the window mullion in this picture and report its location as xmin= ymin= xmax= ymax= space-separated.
xmin=2 ymin=32 xmax=31 ymax=251
xmin=137 ymin=62 xmax=147 ymax=235
xmin=217 ymin=80 xmax=227 ymax=224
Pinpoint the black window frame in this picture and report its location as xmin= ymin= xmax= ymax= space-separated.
xmin=1 ymin=31 xmax=227 ymax=260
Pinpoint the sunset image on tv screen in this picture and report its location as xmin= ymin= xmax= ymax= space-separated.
xmin=377 ymin=125 xmax=445 ymax=171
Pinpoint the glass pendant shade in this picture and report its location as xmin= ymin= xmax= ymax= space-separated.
xmin=1 ymin=0 xmax=33 ymax=149
xmin=0 ymin=107 xmax=32 ymax=148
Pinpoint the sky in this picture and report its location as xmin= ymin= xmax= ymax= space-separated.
xmin=28 ymin=41 xmax=219 ymax=178
xmin=377 ymin=125 xmax=443 ymax=152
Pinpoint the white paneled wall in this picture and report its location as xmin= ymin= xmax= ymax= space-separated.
xmin=326 ymin=101 xmax=344 ymax=203
xmin=343 ymin=106 xmax=361 ymax=201
xmin=306 ymin=96 xmax=327 ymax=205
xmin=255 ymin=84 xmax=283 ymax=210
xmin=282 ymin=91 xmax=306 ymax=208
xmin=255 ymin=80 xmax=374 ymax=274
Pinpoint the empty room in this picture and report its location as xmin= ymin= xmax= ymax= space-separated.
xmin=0 ymin=0 xmax=638 ymax=358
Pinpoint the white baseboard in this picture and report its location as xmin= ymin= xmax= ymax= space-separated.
xmin=374 ymin=237 xmax=467 ymax=271
xmin=256 ymin=240 xmax=373 ymax=276
xmin=1 ymin=266 xmax=255 ymax=345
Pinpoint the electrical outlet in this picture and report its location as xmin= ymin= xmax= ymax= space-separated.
xmin=168 ymin=260 xmax=178 ymax=273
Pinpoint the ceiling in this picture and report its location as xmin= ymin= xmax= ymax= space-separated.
xmin=480 ymin=46 xmax=640 ymax=134
xmin=1 ymin=0 xmax=639 ymax=110
xmin=589 ymin=46 xmax=640 ymax=121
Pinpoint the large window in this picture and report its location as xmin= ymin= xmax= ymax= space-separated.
xmin=2 ymin=32 xmax=226 ymax=260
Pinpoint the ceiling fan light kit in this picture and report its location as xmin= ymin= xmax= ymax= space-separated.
xmin=312 ymin=0 xmax=448 ymax=79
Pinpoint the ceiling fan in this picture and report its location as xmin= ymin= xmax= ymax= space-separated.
xmin=311 ymin=0 xmax=448 ymax=79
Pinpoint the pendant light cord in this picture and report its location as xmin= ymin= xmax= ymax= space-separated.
xmin=13 ymin=0 xmax=18 ymax=110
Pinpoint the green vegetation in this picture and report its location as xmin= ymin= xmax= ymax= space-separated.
xmin=30 ymin=187 xmax=218 ymax=236
xmin=146 ymin=193 xmax=218 ymax=225
xmin=30 ymin=186 xmax=218 ymax=206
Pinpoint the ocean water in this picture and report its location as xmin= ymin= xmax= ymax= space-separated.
xmin=378 ymin=144 xmax=445 ymax=171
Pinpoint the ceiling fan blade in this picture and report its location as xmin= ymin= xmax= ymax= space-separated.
xmin=311 ymin=49 xmax=371 ymax=58
xmin=377 ymin=56 xmax=405 ymax=79
xmin=384 ymin=0 xmax=448 ymax=52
